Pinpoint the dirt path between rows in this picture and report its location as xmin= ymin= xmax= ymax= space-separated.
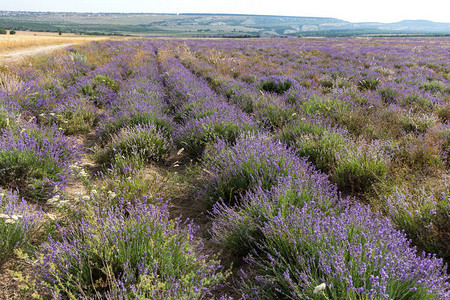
xmin=0 ymin=44 xmax=76 ymax=62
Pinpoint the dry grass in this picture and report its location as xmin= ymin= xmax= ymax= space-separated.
xmin=0 ymin=31 xmax=111 ymax=53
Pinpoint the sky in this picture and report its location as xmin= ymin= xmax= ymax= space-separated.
xmin=2 ymin=0 xmax=449 ymax=23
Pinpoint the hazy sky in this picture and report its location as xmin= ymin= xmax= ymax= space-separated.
xmin=3 ymin=0 xmax=449 ymax=23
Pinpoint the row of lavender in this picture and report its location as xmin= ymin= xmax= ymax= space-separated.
xmin=0 ymin=38 xmax=449 ymax=298
xmin=0 ymin=40 xmax=226 ymax=298
xmin=168 ymin=38 xmax=450 ymax=263
xmin=153 ymin=40 xmax=449 ymax=298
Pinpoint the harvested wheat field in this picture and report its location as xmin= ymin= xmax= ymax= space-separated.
xmin=0 ymin=31 xmax=112 ymax=61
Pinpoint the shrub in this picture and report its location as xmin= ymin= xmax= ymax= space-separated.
xmin=318 ymin=75 xmax=334 ymax=89
xmin=175 ymin=110 xmax=257 ymax=158
xmin=401 ymin=95 xmax=433 ymax=110
xmin=386 ymin=186 xmax=450 ymax=260
xmin=0 ymin=125 xmax=81 ymax=201
xmin=253 ymin=96 xmax=297 ymax=130
xmin=69 ymin=51 xmax=87 ymax=64
xmin=280 ymin=120 xmax=348 ymax=173
xmin=357 ymin=77 xmax=380 ymax=91
xmin=259 ymin=75 xmax=299 ymax=95
xmin=333 ymin=141 xmax=389 ymax=194
xmin=420 ymin=80 xmax=448 ymax=94
xmin=0 ymin=106 xmax=17 ymax=130
xmin=278 ymin=117 xmax=327 ymax=140
xmin=201 ymin=133 xmax=310 ymax=206
xmin=35 ymin=200 xmax=226 ymax=299
xmin=94 ymin=124 xmax=172 ymax=170
xmin=42 ymin=98 xmax=97 ymax=135
xmin=79 ymin=74 xmax=120 ymax=108
xmin=9 ymin=30 xmax=16 ymax=35
xmin=93 ymin=74 xmax=120 ymax=93
xmin=378 ymin=88 xmax=398 ymax=104
xmin=301 ymin=96 xmax=350 ymax=119
xmin=211 ymin=175 xmax=339 ymax=257
xmin=0 ymin=190 xmax=43 ymax=268
xmin=97 ymin=109 xmax=173 ymax=144
xmin=240 ymin=203 xmax=449 ymax=299
xmin=0 ymin=29 xmax=6 ymax=35
xmin=400 ymin=111 xmax=438 ymax=134
xmin=95 ymin=172 xmax=165 ymax=209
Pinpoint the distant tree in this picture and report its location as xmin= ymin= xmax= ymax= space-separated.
xmin=0 ymin=29 xmax=6 ymax=35
xmin=58 ymin=30 xmax=62 ymax=36
xmin=9 ymin=30 xmax=16 ymax=35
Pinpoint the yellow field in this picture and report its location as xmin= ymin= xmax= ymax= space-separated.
xmin=0 ymin=31 xmax=111 ymax=53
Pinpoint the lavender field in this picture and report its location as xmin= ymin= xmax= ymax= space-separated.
xmin=0 ymin=37 xmax=449 ymax=299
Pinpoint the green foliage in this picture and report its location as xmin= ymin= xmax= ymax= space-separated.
xmin=69 ymin=51 xmax=87 ymax=64
xmin=297 ymin=131 xmax=346 ymax=173
xmin=254 ymin=98 xmax=297 ymax=130
xmin=279 ymin=121 xmax=347 ymax=173
xmin=401 ymin=95 xmax=433 ymax=110
xmin=79 ymin=74 xmax=120 ymax=108
xmin=260 ymin=78 xmax=292 ymax=94
xmin=420 ymin=80 xmax=448 ymax=94
xmin=99 ymin=112 xmax=172 ymax=145
xmin=333 ymin=143 xmax=388 ymax=194
xmin=9 ymin=30 xmax=16 ymax=35
xmin=225 ymin=87 xmax=254 ymax=113
xmin=357 ymin=77 xmax=380 ymax=91
xmin=0 ymin=106 xmax=16 ymax=130
xmin=93 ymin=74 xmax=120 ymax=93
xmin=0 ymin=29 xmax=6 ymax=35
xmin=386 ymin=186 xmax=450 ymax=260
xmin=318 ymin=75 xmax=334 ymax=89
xmin=0 ymin=192 xmax=42 ymax=268
xmin=97 ymin=173 xmax=165 ymax=208
xmin=94 ymin=124 xmax=172 ymax=171
xmin=178 ymin=118 xmax=256 ymax=159
xmin=0 ymin=150 xmax=63 ymax=201
xmin=36 ymin=201 xmax=226 ymax=299
xmin=400 ymin=111 xmax=438 ymax=134
xmin=301 ymin=96 xmax=350 ymax=119
xmin=378 ymin=88 xmax=398 ymax=104
xmin=43 ymin=101 xmax=97 ymax=135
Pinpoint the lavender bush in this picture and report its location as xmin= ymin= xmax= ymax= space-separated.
xmin=386 ymin=185 xmax=450 ymax=261
xmin=240 ymin=203 xmax=449 ymax=299
xmin=0 ymin=190 xmax=43 ymax=268
xmin=278 ymin=118 xmax=348 ymax=173
xmin=94 ymin=124 xmax=172 ymax=170
xmin=210 ymin=175 xmax=339 ymax=256
xmin=259 ymin=75 xmax=300 ymax=95
xmin=0 ymin=124 xmax=81 ymax=201
xmin=175 ymin=110 xmax=257 ymax=158
xmin=42 ymin=97 xmax=97 ymax=135
xmin=201 ymin=133 xmax=311 ymax=206
xmin=35 ymin=200 xmax=226 ymax=299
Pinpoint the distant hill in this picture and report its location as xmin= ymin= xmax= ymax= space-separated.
xmin=0 ymin=11 xmax=448 ymax=37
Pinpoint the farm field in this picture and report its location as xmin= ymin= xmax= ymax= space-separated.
xmin=0 ymin=31 xmax=112 ymax=59
xmin=0 ymin=37 xmax=449 ymax=299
